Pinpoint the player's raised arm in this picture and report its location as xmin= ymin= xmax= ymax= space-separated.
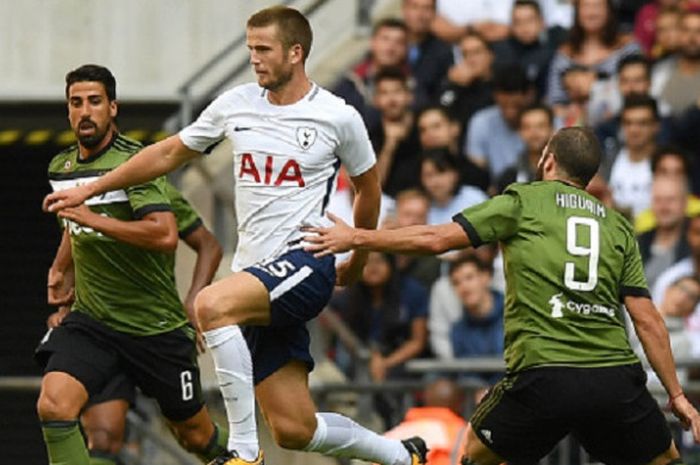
xmin=335 ymin=166 xmax=381 ymax=285
xmin=43 ymin=135 xmax=200 ymax=213
xmin=304 ymin=216 xmax=470 ymax=256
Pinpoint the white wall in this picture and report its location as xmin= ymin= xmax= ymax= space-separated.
xmin=0 ymin=0 xmax=307 ymax=100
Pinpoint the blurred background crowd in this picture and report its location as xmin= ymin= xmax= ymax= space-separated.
xmin=4 ymin=0 xmax=700 ymax=463
xmin=316 ymin=0 xmax=700 ymax=460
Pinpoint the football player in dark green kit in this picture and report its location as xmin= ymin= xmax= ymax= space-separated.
xmin=304 ymin=127 xmax=700 ymax=465
xmin=36 ymin=64 xmax=228 ymax=465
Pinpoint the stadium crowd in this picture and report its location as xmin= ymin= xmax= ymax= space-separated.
xmin=322 ymin=0 xmax=700 ymax=456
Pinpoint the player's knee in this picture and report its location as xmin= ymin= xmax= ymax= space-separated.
xmin=462 ymin=425 xmax=497 ymax=465
xmin=269 ymin=417 xmax=316 ymax=450
xmin=37 ymin=390 xmax=80 ymax=421
xmin=86 ymin=427 xmax=124 ymax=455
xmin=194 ymin=287 xmax=227 ymax=330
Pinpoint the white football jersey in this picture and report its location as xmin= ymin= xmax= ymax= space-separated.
xmin=179 ymin=83 xmax=376 ymax=271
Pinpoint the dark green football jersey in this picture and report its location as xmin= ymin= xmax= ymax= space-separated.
xmin=48 ymin=134 xmax=193 ymax=336
xmin=454 ymin=181 xmax=647 ymax=372
xmin=166 ymin=181 xmax=203 ymax=239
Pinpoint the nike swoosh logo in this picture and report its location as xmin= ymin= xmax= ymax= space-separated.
xmin=234 ymin=126 xmax=253 ymax=131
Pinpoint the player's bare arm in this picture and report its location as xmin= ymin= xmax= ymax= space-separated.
xmin=43 ymin=135 xmax=200 ymax=213
xmin=304 ymin=215 xmax=470 ymax=256
xmin=182 ymin=226 xmax=223 ymax=352
xmin=58 ymin=205 xmax=178 ymax=253
xmin=48 ymin=228 xmax=75 ymax=306
xmin=335 ymin=166 xmax=382 ymax=285
xmin=625 ymin=295 xmax=700 ymax=441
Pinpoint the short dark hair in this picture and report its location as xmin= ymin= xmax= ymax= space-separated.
xmin=417 ymin=104 xmax=453 ymax=123
xmin=518 ymin=103 xmax=554 ymax=128
xmin=460 ymin=30 xmax=492 ymax=52
xmin=651 ymin=146 xmax=691 ymax=175
xmin=547 ymin=127 xmax=602 ymax=187
xmin=247 ymin=6 xmax=313 ymax=62
xmin=617 ymin=54 xmax=651 ymax=79
xmin=513 ymin=0 xmax=542 ymax=16
xmin=421 ymin=147 xmax=460 ymax=173
xmin=449 ymin=254 xmax=491 ymax=276
xmin=65 ymin=64 xmax=117 ymax=101
xmin=622 ymin=94 xmax=660 ymax=121
xmin=372 ymin=17 xmax=408 ymax=36
xmin=374 ymin=66 xmax=409 ymax=87
xmin=493 ymin=64 xmax=531 ymax=94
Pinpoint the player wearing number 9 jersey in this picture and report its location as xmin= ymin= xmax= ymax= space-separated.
xmin=303 ymin=126 xmax=700 ymax=465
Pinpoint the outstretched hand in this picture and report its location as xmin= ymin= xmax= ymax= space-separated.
xmin=43 ymin=185 xmax=92 ymax=213
xmin=671 ymin=394 xmax=700 ymax=442
xmin=302 ymin=213 xmax=357 ymax=257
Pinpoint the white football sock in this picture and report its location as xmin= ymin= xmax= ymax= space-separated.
xmin=303 ymin=412 xmax=410 ymax=465
xmin=203 ymin=326 xmax=259 ymax=461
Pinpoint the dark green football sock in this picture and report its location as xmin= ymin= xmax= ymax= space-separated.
xmin=89 ymin=450 xmax=119 ymax=465
xmin=41 ymin=420 xmax=90 ymax=465
xmin=200 ymin=423 xmax=229 ymax=461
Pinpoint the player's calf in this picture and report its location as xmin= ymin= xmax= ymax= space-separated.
xmin=266 ymin=413 xmax=316 ymax=450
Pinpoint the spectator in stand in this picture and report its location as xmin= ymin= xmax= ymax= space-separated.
xmin=389 ymin=189 xmax=443 ymax=290
xmin=333 ymin=18 xmax=409 ymax=126
xmin=431 ymin=0 xmax=514 ymax=44
xmin=560 ymin=64 xmax=598 ymax=126
xmin=609 ymin=95 xmax=660 ymax=219
xmin=653 ymin=215 xmax=700 ymax=354
xmin=465 ymin=64 xmax=531 ymax=181
xmin=589 ymin=54 xmax=651 ymax=127
xmin=420 ymin=149 xmax=488 ymax=226
xmin=634 ymin=0 xmax=682 ymax=56
xmin=402 ymin=0 xmax=454 ymax=100
xmin=651 ymin=7 xmax=683 ymax=60
xmin=636 ymin=275 xmax=699 ymax=400
xmin=653 ymin=215 xmax=700 ymax=305
xmin=329 ymin=251 xmax=428 ymax=381
xmin=437 ymin=31 xmax=495 ymax=135
xmin=652 ymin=10 xmax=700 ymax=118
xmin=638 ymin=177 xmax=691 ymax=288
xmin=428 ymin=247 xmax=501 ymax=360
xmin=369 ymin=67 xmax=422 ymax=197
xmin=492 ymin=0 xmax=567 ymax=98
xmin=448 ymin=256 xmax=504 ymax=386
xmin=593 ymin=55 xmax=673 ymax=163
xmin=383 ymin=379 xmax=468 ymax=465
xmin=636 ymin=148 xmax=700 ymax=232
xmin=658 ymin=276 xmax=700 ymax=356
xmin=417 ymin=105 xmax=491 ymax=192
xmin=329 ymin=251 xmax=428 ymax=427
xmin=546 ymin=0 xmax=641 ymax=111
xmin=496 ymin=103 xmax=555 ymax=193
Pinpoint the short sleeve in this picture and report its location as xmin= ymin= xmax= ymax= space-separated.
xmin=164 ymin=182 xmax=203 ymax=238
xmin=335 ymin=107 xmax=376 ymax=177
xmin=452 ymin=189 xmax=522 ymax=247
xmin=179 ymin=94 xmax=228 ymax=153
xmin=619 ymin=230 xmax=650 ymax=299
xmin=126 ymin=176 xmax=172 ymax=219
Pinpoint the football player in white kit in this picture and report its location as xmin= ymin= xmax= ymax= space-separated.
xmin=44 ymin=6 xmax=428 ymax=465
